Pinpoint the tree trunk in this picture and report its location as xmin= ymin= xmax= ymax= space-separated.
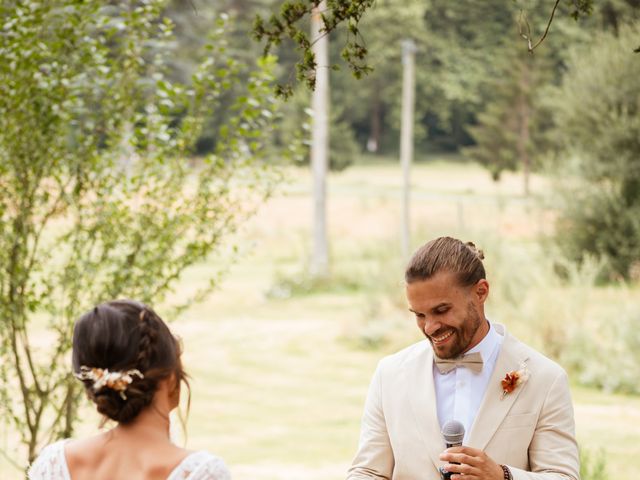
xmin=518 ymin=59 xmax=531 ymax=197
xmin=310 ymin=2 xmax=329 ymax=277
xmin=367 ymin=81 xmax=381 ymax=153
xmin=400 ymin=40 xmax=416 ymax=258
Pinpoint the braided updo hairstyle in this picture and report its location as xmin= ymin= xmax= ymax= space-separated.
xmin=72 ymin=300 xmax=189 ymax=424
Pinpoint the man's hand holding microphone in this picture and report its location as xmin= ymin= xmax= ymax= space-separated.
xmin=439 ymin=420 xmax=510 ymax=480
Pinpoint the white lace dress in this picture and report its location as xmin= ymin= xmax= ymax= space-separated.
xmin=28 ymin=440 xmax=231 ymax=480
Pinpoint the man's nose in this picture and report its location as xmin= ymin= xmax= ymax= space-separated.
xmin=422 ymin=318 xmax=442 ymax=337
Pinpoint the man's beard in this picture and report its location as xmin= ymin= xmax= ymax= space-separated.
xmin=428 ymin=302 xmax=483 ymax=359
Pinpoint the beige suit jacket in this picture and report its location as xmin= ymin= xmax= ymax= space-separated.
xmin=347 ymin=324 xmax=580 ymax=480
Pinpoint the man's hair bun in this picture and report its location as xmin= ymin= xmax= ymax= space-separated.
xmin=405 ymin=236 xmax=486 ymax=287
xmin=465 ymin=241 xmax=485 ymax=260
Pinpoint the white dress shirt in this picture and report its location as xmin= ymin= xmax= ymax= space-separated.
xmin=433 ymin=321 xmax=503 ymax=442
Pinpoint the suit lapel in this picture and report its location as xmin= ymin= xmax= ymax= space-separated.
xmin=467 ymin=326 xmax=530 ymax=450
xmin=406 ymin=343 xmax=446 ymax=472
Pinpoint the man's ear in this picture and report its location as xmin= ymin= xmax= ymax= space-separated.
xmin=474 ymin=279 xmax=489 ymax=303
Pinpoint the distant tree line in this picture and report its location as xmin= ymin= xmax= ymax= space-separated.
xmin=170 ymin=1 xmax=640 ymax=279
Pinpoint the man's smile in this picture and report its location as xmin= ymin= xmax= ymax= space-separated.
xmin=431 ymin=329 xmax=454 ymax=344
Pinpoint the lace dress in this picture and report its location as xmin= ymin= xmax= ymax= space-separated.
xmin=28 ymin=440 xmax=231 ymax=480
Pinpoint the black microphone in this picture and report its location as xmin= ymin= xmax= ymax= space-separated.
xmin=439 ymin=420 xmax=465 ymax=480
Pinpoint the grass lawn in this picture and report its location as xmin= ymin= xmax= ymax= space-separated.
xmin=2 ymin=158 xmax=638 ymax=479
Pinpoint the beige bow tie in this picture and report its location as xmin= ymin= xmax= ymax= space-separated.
xmin=435 ymin=352 xmax=483 ymax=374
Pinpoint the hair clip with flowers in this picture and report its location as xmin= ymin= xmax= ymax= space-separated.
xmin=75 ymin=366 xmax=144 ymax=400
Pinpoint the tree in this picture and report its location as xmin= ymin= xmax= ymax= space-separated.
xmin=0 ymin=0 xmax=282 ymax=470
xmin=252 ymin=0 xmax=640 ymax=159
xmin=253 ymin=0 xmax=606 ymax=96
xmin=310 ymin=1 xmax=329 ymax=277
xmin=329 ymin=0 xmax=428 ymax=153
xmin=463 ymin=38 xmax=553 ymax=194
xmin=550 ymin=23 xmax=640 ymax=279
xmin=254 ymin=0 xmax=375 ymax=96
xmin=325 ymin=0 xmax=591 ymax=154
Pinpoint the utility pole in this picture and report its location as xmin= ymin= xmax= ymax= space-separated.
xmin=310 ymin=1 xmax=329 ymax=277
xmin=400 ymin=39 xmax=416 ymax=259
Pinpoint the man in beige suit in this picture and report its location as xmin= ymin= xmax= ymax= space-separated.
xmin=348 ymin=237 xmax=580 ymax=480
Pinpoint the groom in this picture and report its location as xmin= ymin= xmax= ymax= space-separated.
xmin=347 ymin=237 xmax=580 ymax=480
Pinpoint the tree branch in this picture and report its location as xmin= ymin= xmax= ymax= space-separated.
xmin=518 ymin=0 xmax=562 ymax=53
xmin=529 ymin=0 xmax=561 ymax=52
xmin=44 ymin=380 xmax=74 ymax=446
xmin=9 ymin=323 xmax=34 ymax=435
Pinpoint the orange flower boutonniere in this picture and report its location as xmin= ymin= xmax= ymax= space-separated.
xmin=501 ymin=363 xmax=530 ymax=400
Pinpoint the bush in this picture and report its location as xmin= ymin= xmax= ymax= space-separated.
xmin=564 ymin=306 xmax=640 ymax=394
xmin=549 ymin=24 xmax=640 ymax=280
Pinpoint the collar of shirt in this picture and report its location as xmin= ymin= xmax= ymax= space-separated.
xmin=465 ymin=320 xmax=502 ymax=364
xmin=432 ymin=321 xmax=504 ymax=440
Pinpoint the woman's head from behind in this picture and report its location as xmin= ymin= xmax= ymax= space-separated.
xmin=72 ymin=300 xmax=188 ymax=424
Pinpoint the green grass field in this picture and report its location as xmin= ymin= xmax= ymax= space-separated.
xmin=2 ymin=158 xmax=639 ymax=479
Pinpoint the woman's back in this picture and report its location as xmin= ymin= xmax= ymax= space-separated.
xmin=29 ymin=436 xmax=230 ymax=480
xmin=66 ymin=433 xmax=190 ymax=480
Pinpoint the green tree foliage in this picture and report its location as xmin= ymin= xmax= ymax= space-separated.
xmin=423 ymin=0 xmax=515 ymax=133
xmin=251 ymin=0 xmax=639 ymax=162
xmin=252 ymin=0 xmax=602 ymax=96
xmin=422 ymin=0 xmax=599 ymax=151
xmin=550 ymin=24 xmax=640 ymax=279
xmin=328 ymin=0 xmax=592 ymax=155
xmin=169 ymin=1 xmax=640 ymax=166
xmin=329 ymin=0 xmax=428 ymax=153
xmin=597 ymin=0 xmax=640 ymax=35
xmin=447 ymin=1 xmax=639 ymax=184
xmin=254 ymin=0 xmax=375 ymax=96
xmin=278 ymin=87 xmax=359 ymax=171
xmin=0 ymin=0 xmax=282 ymax=468
xmin=463 ymin=40 xmax=553 ymax=193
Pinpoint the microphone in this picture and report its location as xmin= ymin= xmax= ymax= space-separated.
xmin=439 ymin=420 xmax=465 ymax=480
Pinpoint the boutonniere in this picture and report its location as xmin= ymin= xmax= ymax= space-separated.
xmin=501 ymin=363 xmax=530 ymax=399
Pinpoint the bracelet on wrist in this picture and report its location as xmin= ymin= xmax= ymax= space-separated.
xmin=500 ymin=464 xmax=513 ymax=480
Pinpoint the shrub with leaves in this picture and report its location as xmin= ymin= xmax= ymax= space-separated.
xmin=0 ymin=0 xmax=283 ymax=468
xmin=550 ymin=24 xmax=640 ymax=279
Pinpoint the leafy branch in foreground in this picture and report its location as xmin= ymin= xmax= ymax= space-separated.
xmin=252 ymin=0 xmax=640 ymax=97
xmin=253 ymin=0 xmax=374 ymax=97
xmin=0 ymin=0 xmax=284 ymax=471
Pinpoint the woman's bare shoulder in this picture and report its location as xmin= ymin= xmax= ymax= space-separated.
xmin=66 ymin=433 xmax=194 ymax=479
xmin=65 ymin=432 xmax=110 ymax=456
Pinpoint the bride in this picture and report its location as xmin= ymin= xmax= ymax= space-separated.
xmin=29 ymin=300 xmax=230 ymax=480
